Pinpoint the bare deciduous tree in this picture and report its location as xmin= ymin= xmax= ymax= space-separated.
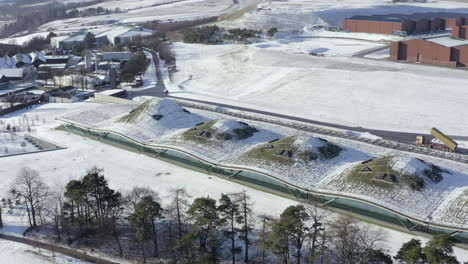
xmin=330 ymin=216 xmax=387 ymax=264
xmin=303 ymin=202 xmax=327 ymax=263
xmin=168 ymin=188 xmax=190 ymax=240
xmin=126 ymin=186 xmax=160 ymax=209
xmin=10 ymin=167 xmax=50 ymax=228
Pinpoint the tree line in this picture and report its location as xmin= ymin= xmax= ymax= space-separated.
xmin=1 ymin=167 xmax=466 ymax=264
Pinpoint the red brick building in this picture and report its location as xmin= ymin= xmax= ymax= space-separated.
xmin=390 ymin=36 xmax=468 ymax=67
xmin=452 ymin=25 xmax=468 ymax=39
xmin=343 ymin=16 xmax=417 ymax=35
xmin=445 ymin=16 xmax=468 ymax=29
xmin=343 ymin=13 xmax=468 ymax=35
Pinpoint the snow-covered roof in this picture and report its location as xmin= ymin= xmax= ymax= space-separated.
xmin=0 ymin=68 xmax=23 ymax=78
xmin=106 ymin=27 xmax=134 ymax=38
xmin=62 ymin=34 xmax=86 ymax=43
xmin=212 ymin=120 xmax=245 ymax=133
xmin=2 ymin=56 xmax=15 ymax=68
xmin=106 ymin=26 xmax=153 ymax=39
xmin=391 ymin=156 xmax=432 ymax=176
xmin=44 ymin=55 xmax=70 ymax=60
xmin=118 ymin=30 xmax=153 ymax=39
xmin=99 ymin=89 xmax=125 ymax=96
xmin=29 ymin=51 xmax=46 ymax=63
xmin=13 ymin=53 xmax=32 ymax=65
xmin=51 ymin=35 xmax=71 ymax=43
xmin=102 ymin=52 xmax=133 ymax=61
xmin=426 ymin=36 xmax=468 ymax=47
xmin=39 ymin=63 xmax=67 ymax=69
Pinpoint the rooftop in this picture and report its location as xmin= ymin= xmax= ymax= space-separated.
xmin=426 ymin=36 xmax=468 ymax=47
xmin=347 ymin=12 xmax=468 ymax=23
xmin=62 ymin=34 xmax=86 ymax=43
xmin=99 ymin=89 xmax=125 ymax=96
xmin=0 ymin=68 xmax=23 ymax=78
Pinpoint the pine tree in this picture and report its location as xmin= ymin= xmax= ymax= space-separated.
xmin=423 ymin=234 xmax=459 ymax=264
xmin=238 ymin=191 xmax=253 ymax=263
xmin=268 ymin=205 xmax=310 ymax=264
xmin=84 ymin=32 xmax=96 ymax=50
xmin=218 ymin=194 xmax=243 ymax=264
xmin=129 ymin=196 xmax=163 ymax=260
xmin=395 ymin=239 xmax=426 ymax=264
xmin=186 ymin=197 xmax=224 ymax=263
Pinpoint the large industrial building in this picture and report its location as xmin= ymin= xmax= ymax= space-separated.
xmin=390 ymin=29 xmax=468 ymax=67
xmin=343 ymin=12 xmax=468 ymax=35
xmin=50 ymin=26 xmax=154 ymax=50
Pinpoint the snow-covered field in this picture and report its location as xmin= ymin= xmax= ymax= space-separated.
xmin=37 ymin=0 xmax=241 ymax=32
xmin=220 ymin=0 xmax=468 ymax=31
xmin=253 ymin=36 xmax=386 ymax=57
xmin=168 ymin=42 xmax=468 ymax=135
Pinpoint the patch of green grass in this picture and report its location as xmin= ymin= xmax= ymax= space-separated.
xmin=182 ymin=120 xmax=217 ymax=144
xmin=347 ymin=157 xmax=401 ymax=189
xmin=347 ymin=156 xmax=429 ymax=191
xmin=118 ymin=101 xmax=150 ymax=123
xmin=243 ymin=136 xmax=299 ymax=166
xmin=243 ymin=136 xmax=342 ymax=166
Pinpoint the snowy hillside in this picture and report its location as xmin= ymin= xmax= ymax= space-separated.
xmin=60 ymin=99 xmax=468 ymax=228
xmin=220 ymin=0 xmax=468 ymax=30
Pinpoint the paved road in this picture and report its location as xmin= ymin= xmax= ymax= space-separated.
xmin=126 ymin=49 xmax=167 ymax=99
xmin=128 ymin=48 xmax=468 ymax=151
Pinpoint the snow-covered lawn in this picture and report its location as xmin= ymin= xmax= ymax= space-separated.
xmin=168 ymin=42 xmax=468 ymax=135
xmin=0 ymin=240 xmax=91 ymax=264
xmin=36 ymin=0 xmax=239 ymax=33
xmin=254 ymin=36 xmax=386 ymax=57
xmin=1 ymin=102 xmax=468 ymax=262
